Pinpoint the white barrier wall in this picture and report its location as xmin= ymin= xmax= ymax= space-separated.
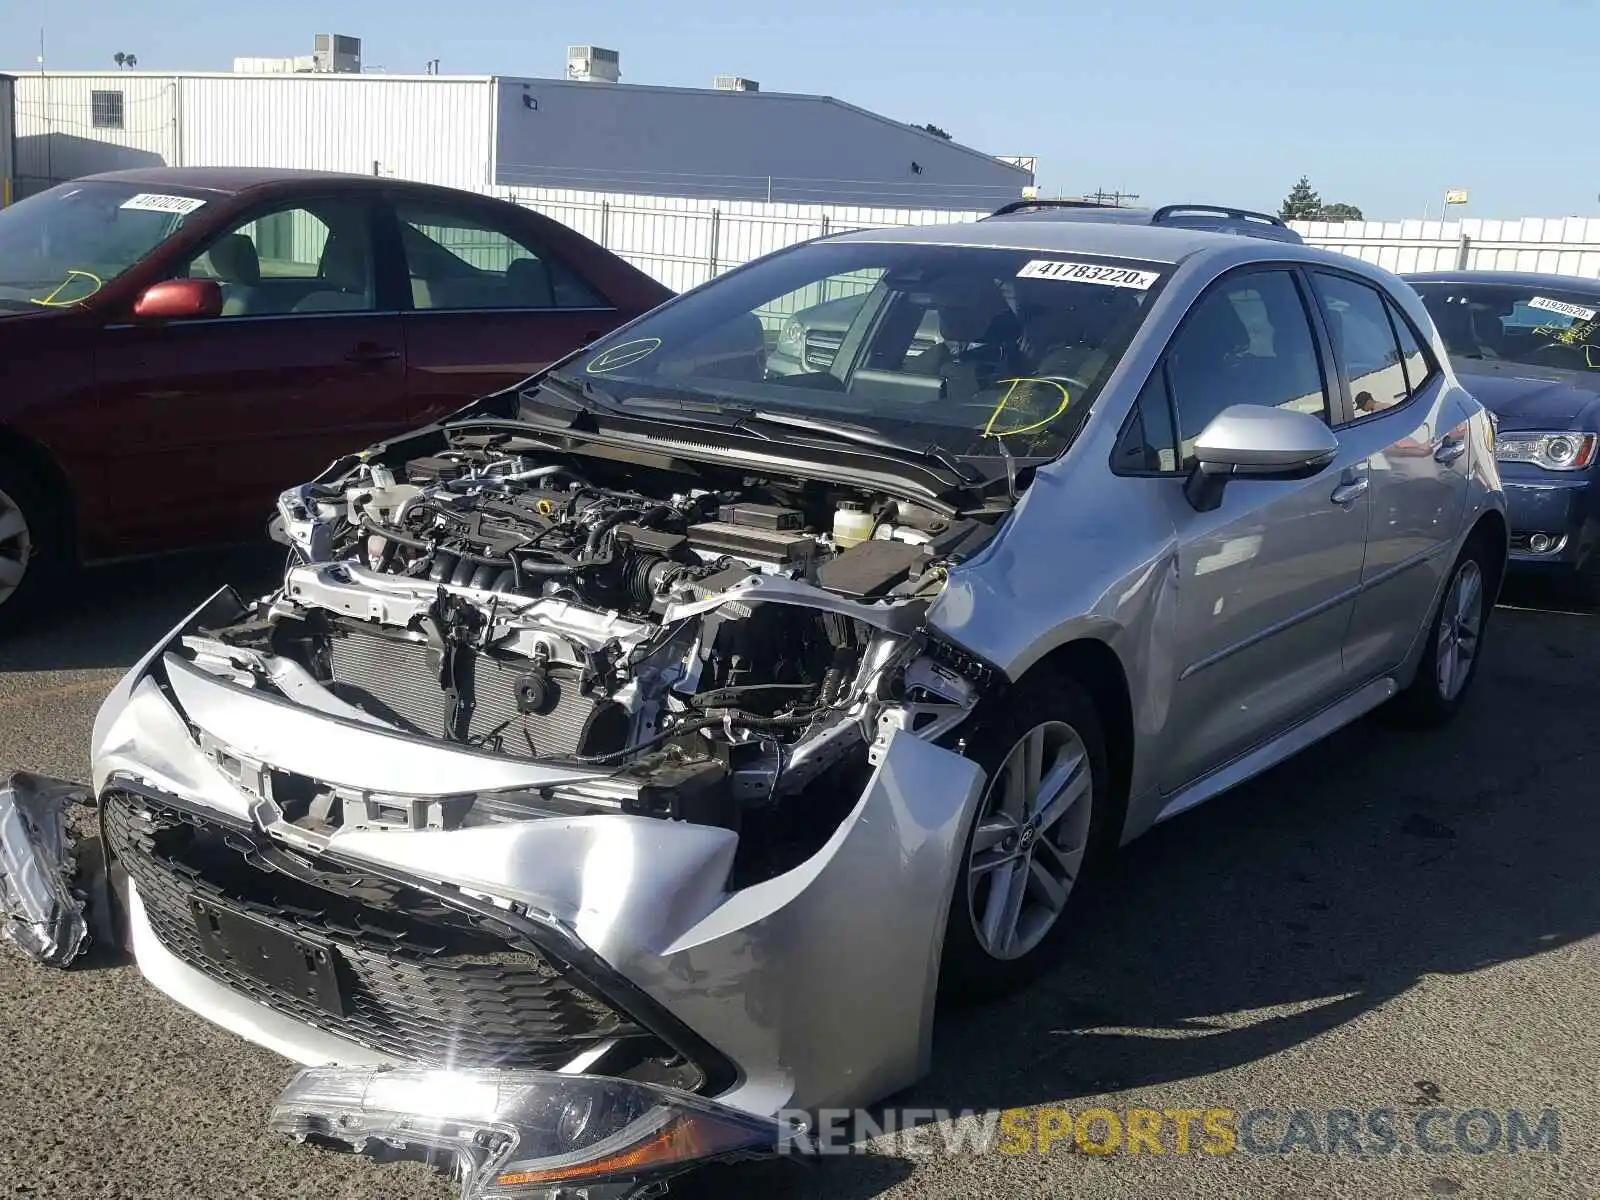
xmin=1290 ymin=217 xmax=1600 ymax=280
xmin=498 ymin=185 xmax=989 ymax=293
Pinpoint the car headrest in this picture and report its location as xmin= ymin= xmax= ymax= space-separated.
xmin=936 ymin=278 xmax=1017 ymax=344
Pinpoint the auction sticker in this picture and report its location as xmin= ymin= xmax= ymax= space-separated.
xmin=1528 ymin=295 xmax=1597 ymax=322
xmin=1017 ymin=259 xmax=1160 ymax=289
xmin=120 ymin=193 xmax=207 ymax=216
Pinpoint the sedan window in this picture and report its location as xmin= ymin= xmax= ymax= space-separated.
xmin=393 ymin=202 xmax=605 ymax=311
xmin=183 ymin=200 xmax=377 ymax=316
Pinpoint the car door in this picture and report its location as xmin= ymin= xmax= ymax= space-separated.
xmin=1118 ymin=267 xmax=1373 ymax=794
xmin=385 ymin=196 xmax=624 ymax=427
xmin=94 ymin=192 xmax=406 ymax=553
xmin=1305 ymin=269 xmax=1472 ymax=679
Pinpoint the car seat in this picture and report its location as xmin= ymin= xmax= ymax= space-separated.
xmin=506 ymin=257 xmax=556 ymax=308
xmin=205 ymin=234 xmax=263 ymax=316
xmin=915 ymin=278 xmax=1025 ymax=399
xmin=292 ymin=235 xmax=372 ymax=313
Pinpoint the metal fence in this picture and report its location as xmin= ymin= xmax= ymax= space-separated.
xmin=1291 ymin=217 xmax=1600 ymax=280
xmin=499 ymin=187 xmax=989 ymax=295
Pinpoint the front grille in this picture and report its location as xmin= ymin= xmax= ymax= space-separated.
xmin=326 ymin=626 xmax=625 ymax=759
xmin=803 ymin=330 xmax=842 ymax=370
xmin=105 ymin=788 xmax=644 ymax=1069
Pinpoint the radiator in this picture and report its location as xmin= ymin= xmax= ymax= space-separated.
xmin=326 ymin=627 xmax=626 ymax=759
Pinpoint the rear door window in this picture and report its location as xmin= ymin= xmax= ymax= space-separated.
xmin=392 ymin=201 xmax=606 ymax=311
xmin=1309 ymin=272 xmax=1412 ymax=421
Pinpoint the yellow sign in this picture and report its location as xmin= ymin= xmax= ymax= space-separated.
xmin=1445 ymin=189 xmax=1469 ymax=205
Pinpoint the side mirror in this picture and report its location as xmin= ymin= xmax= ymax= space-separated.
xmin=1183 ymin=404 xmax=1339 ymax=513
xmin=133 ymin=278 xmax=223 ymax=321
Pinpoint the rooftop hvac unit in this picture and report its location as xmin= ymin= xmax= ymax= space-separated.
xmin=714 ymin=75 xmax=759 ymax=92
xmin=312 ymin=33 xmax=362 ymax=74
xmin=566 ymin=46 xmax=620 ymax=83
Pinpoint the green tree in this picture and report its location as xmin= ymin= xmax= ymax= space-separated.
xmin=1315 ymin=202 xmax=1364 ymax=222
xmin=1279 ymin=176 xmax=1322 ymax=221
xmin=920 ymin=123 xmax=952 ymax=140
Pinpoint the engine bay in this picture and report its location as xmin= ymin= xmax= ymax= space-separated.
xmin=185 ymin=430 xmax=1004 ymax=878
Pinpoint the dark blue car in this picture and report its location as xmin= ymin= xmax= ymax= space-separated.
xmin=1405 ymin=270 xmax=1600 ymax=601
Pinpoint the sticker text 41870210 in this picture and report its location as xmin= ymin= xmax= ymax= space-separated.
xmin=1016 ymin=260 xmax=1161 ymax=290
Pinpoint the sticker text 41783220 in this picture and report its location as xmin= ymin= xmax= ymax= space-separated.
xmin=1016 ymin=260 xmax=1161 ymax=290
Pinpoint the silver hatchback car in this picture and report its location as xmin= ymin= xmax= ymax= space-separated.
xmin=82 ymin=218 xmax=1504 ymax=1195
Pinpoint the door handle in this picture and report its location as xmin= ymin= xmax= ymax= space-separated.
xmin=1330 ymin=477 xmax=1369 ymax=506
xmin=1434 ymin=438 xmax=1467 ymax=464
xmin=346 ymin=344 xmax=401 ymax=364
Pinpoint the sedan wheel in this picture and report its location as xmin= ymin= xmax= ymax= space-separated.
xmin=966 ymin=720 xmax=1094 ymax=962
xmin=0 ymin=484 xmax=32 ymax=610
xmin=1435 ymin=558 xmax=1484 ymax=702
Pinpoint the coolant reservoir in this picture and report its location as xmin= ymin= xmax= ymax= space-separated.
xmin=833 ymin=501 xmax=874 ymax=549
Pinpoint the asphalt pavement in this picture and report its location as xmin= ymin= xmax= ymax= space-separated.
xmin=1 ymin=548 xmax=1595 ymax=1199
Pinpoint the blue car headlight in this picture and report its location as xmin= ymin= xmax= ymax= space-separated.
xmin=1495 ymin=431 xmax=1597 ymax=471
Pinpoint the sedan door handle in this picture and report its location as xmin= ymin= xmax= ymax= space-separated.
xmin=1330 ymin=477 xmax=1370 ymax=506
xmin=346 ymin=344 xmax=401 ymax=364
xmin=1435 ymin=438 xmax=1467 ymax=464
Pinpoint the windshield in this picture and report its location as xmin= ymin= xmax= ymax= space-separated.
xmin=0 ymin=180 xmax=210 ymax=310
xmin=552 ymin=240 xmax=1169 ymax=459
xmin=1411 ymin=280 xmax=1600 ymax=376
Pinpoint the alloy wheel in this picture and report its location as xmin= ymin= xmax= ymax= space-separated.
xmin=0 ymin=486 xmax=31 ymax=608
xmin=1435 ymin=558 xmax=1484 ymax=702
xmin=966 ymin=720 xmax=1094 ymax=962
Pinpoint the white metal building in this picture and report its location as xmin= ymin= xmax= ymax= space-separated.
xmin=4 ymin=68 xmax=1029 ymax=208
xmin=1 ymin=63 xmax=1029 ymax=288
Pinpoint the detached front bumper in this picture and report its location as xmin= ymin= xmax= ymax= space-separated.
xmin=91 ymin=588 xmax=986 ymax=1136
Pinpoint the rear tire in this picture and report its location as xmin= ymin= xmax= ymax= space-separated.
xmin=1383 ymin=537 xmax=1493 ymax=728
xmin=0 ymin=457 xmax=57 ymax=634
xmin=939 ymin=672 xmax=1114 ymax=1002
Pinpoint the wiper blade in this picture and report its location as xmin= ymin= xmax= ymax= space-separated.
xmin=615 ymin=396 xmax=981 ymax=483
xmin=738 ymin=409 xmax=984 ymax=483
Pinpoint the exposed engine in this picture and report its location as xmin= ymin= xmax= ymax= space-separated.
xmin=186 ymin=437 xmax=1001 ymax=873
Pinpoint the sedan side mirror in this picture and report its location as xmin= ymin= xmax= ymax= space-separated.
xmin=1183 ymin=404 xmax=1339 ymax=513
xmin=133 ymin=278 xmax=223 ymax=321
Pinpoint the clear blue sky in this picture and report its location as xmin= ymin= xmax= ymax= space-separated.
xmin=5 ymin=0 xmax=1596 ymax=220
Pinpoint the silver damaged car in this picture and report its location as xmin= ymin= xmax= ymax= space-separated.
xmin=82 ymin=218 xmax=1506 ymax=1196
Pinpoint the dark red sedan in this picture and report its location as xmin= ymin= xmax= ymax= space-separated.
xmin=0 ymin=167 xmax=671 ymax=628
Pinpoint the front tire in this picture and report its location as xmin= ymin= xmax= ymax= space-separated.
xmin=1384 ymin=539 xmax=1492 ymax=727
xmin=939 ymin=673 xmax=1113 ymax=1002
xmin=0 ymin=458 xmax=53 ymax=634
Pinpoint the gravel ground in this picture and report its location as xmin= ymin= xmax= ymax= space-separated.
xmin=1 ymin=549 xmax=1595 ymax=1199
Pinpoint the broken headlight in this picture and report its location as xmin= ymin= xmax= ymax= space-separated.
xmin=270 ymin=1067 xmax=788 ymax=1199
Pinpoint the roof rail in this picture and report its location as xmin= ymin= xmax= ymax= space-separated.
xmin=987 ymin=198 xmax=1121 ymax=217
xmin=1151 ymin=204 xmax=1288 ymax=228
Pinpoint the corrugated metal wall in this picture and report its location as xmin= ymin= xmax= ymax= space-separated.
xmin=11 ymin=73 xmax=180 ymax=195
xmin=6 ymin=73 xmax=494 ymax=197
xmin=498 ymin=185 xmax=988 ymax=295
xmin=179 ymin=76 xmax=493 ymax=192
xmin=1292 ymin=217 xmax=1600 ymax=280
xmin=0 ymin=75 xmax=14 ymax=204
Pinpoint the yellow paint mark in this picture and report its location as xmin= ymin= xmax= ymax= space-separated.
xmin=27 ymin=269 xmax=104 ymax=307
xmin=983 ymin=377 xmax=1072 ymax=438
